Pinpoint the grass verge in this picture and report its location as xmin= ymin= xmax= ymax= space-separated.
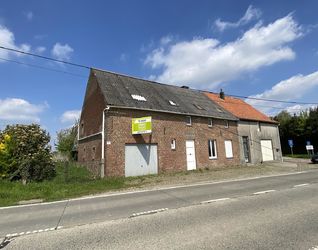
xmin=0 ymin=161 xmax=317 ymax=207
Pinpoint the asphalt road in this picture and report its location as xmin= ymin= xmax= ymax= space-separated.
xmin=1 ymin=169 xmax=318 ymax=239
xmin=2 ymin=176 xmax=318 ymax=249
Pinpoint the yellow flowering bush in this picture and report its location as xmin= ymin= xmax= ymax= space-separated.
xmin=0 ymin=124 xmax=55 ymax=182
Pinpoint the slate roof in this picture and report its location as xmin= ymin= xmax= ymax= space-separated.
xmin=91 ymin=68 xmax=237 ymax=121
xmin=204 ymin=92 xmax=278 ymax=124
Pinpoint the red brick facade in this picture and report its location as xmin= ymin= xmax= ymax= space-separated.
xmin=78 ymin=107 xmax=241 ymax=177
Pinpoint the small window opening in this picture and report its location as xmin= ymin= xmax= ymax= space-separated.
xmin=169 ymin=100 xmax=177 ymax=106
xmin=224 ymin=120 xmax=229 ymax=128
xmin=208 ymin=118 xmax=213 ymax=127
xmin=171 ymin=139 xmax=176 ymax=150
xmin=186 ymin=116 xmax=192 ymax=126
xmin=131 ymin=94 xmax=147 ymax=101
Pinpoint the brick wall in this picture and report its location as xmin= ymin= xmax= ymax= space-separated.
xmin=104 ymin=108 xmax=241 ymax=177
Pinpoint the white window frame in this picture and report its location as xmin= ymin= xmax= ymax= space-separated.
xmin=224 ymin=120 xmax=229 ymax=128
xmin=224 ymin=140 xmax=233 ymax=158
xmin=186 ymin=116 xmax=192 ymax=126
xmin=171 ymin=139 xmax=176 ymax=150
xmin=208 ymin=139 xmax=217 ymax=159
xmin=257 ymin=122 xmax=261 ymax=132
xmin=208 ymin=118 xmax=213 ymax=127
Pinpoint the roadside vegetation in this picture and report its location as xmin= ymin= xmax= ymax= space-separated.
xmin=275 ymin=108 xmax=318 ymax=155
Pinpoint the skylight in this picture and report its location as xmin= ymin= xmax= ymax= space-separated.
xmin=216 ymin=107 xmax=224 ymax=113
xmin=169 ymin=100 xmax=177 ymax=106
xmin=193 ymin=103 xmax=205 ymax=110
xmin=131 ymin=94 xmax=147 ymax=101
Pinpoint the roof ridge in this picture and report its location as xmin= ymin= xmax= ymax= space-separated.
xmin=92 ymin=67 xmax=202 ymax=93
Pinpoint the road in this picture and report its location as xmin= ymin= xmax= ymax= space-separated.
xmin=1 ymin=169 xmax=318 ymax=249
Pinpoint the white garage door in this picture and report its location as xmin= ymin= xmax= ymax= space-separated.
xmin=125 ymin=144 xmax=158 ymax=177
xmin=260 ymin=140 xmax=274 ymax=161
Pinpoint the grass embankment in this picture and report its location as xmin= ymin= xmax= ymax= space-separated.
xmin=0 ymin=162 xmax=138 ymax=207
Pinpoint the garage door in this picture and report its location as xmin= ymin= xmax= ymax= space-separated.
xmin=125 ymin=144 xmax=158 ymax=177
xmin=260 ymin=140 xmax=274 ymax=161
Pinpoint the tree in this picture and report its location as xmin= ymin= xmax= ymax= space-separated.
xmin=55 ymin=123 xmax=78 ymax=160
xmin=0 ymin=124 xmax=55 ymax=183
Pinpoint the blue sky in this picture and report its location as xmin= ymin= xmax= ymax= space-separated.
xmin=0 ymin=0 xmax=318 ymax=145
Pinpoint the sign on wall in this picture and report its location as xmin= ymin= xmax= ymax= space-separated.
xmin=132 ymin=116 xmax=152 ymax=135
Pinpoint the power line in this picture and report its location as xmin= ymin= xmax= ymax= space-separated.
xmin=228 ymin=94 xmax=318 ymax=105
xmin=1 ymin=45 xmax=317 ymax=106
xmin=0 ymin=57 xmax=87 ymax=78
xmin=0 ymin=45 xmax=90 ymax=69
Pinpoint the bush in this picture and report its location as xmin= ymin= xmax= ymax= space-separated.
xmin=55 ymin=123 xmax=78 ymax=160
xmin=0 ymin=124 xmax=56 ymax=183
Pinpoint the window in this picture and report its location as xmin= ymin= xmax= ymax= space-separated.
xmin=193 ymin=103 xmax=205 ymax=110
xmin=169 ymin=100 xmax=177 ymax=106
xmin=208 ymin=139 xmax=217 ymax=159
xmin=224 ymin=120 xmax=229 ymax=128
xmin=131 ymin=94 xmax=147 ymax=101
xmin=208 ymin=118 xmax=213 ymax=127
xmin=257 ymin=122 xmax=261 ymax=132
xmin=224 ymin=140 xmax=233 ymax=158
xmin=186 ymin=116 xmax=192 ymax=126
xmin=171 ymin=139 xmax=176 ymax=150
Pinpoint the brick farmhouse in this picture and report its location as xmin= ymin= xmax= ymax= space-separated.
xmin=78 ymin=69 xmax=243 ymax=177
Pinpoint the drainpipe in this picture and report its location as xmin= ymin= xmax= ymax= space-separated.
xmin=101 ymin=106 xmax=110 ymax=178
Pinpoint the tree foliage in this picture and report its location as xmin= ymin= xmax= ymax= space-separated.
xmin=55 ymin=124 xmax=78 ymax=160
xmin=0 ymin=124 xmax=55 ymax=182
xmin=274 ymin=107 xmax=318 ymax=154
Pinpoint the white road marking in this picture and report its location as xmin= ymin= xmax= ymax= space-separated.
xmin=0 ymin=170 xmax=313 ymax=210
xmin=130 ymin=208 xmax=168 ymax=218
xmin=294 ymin=183 xmax=309 ymax=188
xmin=200 ymin=198 xmax=230 ymax=204
xmin=253 ymin=190 xmax=276 ymax=195
xmin=5 ymin=226 xmax=63 ymax=238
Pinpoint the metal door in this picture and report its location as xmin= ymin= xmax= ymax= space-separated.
xmin=125 ymin=144 xmax=158 ymax=177
xmin=186 ymin=140 xmax=196 ymax=170
xmin=260 ymin=140 xmax=274 ymax=161
xmin=242 ymin=136 xmax=250 ymax=163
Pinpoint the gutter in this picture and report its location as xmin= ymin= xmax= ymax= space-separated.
xmin=105 ymin=105 xmax=238 ymax=121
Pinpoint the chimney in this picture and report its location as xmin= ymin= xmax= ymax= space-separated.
xmin=219 ymin=89 xmax=225 ymax=99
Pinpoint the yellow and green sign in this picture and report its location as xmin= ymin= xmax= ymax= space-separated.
xmin=132 ymin=116 xmax=152 ymax=135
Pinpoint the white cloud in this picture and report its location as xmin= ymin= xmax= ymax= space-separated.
xmin=160 ymin=35 xmax=173 ymax=45
xmin=0 ymin=24 xmax=31 ymax=60
xmin=0 ymin=98 xmax=47 ymax=122
xmin=214 ymin=5 xmax=262 ymax=32
xmin=35 ymin=46 xmax=46 ymax=53
xmin=51 ymin=43 xmax=74 ymax=61
xmin=24 ymin=11 xmax=33 ymax=21
xmin=60 ymin=110 xmax=81 ymax=124
xmin=145 ymin=14 xmax=302 ymax=90
xmin=119 ymin=53 xmax=128 ymax=62
xmin=247 ymin=70 xmax=318 ymax=115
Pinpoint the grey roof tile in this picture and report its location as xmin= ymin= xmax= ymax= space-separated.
xmin=92 ymin=68 xmax=237 ymax=121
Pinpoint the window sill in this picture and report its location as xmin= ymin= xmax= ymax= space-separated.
xmin=209 ymin=157 xmax=217 ymax=160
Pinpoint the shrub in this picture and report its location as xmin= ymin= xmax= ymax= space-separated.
xmin=0 ymin=124 xmax=56 ymax=182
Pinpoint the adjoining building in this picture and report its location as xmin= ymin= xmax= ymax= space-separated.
xmin=78 ymin=69 xmax=241 ymax=177
xmin=205 ymin=91 xmax=283 ymax=165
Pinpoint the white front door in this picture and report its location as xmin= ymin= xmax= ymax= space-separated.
xmin=186 ymin=140 xmax=196 ymax=170
xmin=260 ymin=140 xmax=274 ymax=161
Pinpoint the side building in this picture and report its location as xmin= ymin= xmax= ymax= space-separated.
xmin=78 ymin=68 xmax=241 ymax=177
xmin=205 ymin=91 xmax=283 ymax=165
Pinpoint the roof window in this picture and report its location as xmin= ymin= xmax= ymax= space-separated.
xmin=193 ymin=103 xmax=205 ymax=110
xmin=131 ymin=94 xmax=146 ymax=101
xmin=216 ymin=107 xmax=224 ymax=113
xmin=169 ymin=100 xmax=177 ymax=106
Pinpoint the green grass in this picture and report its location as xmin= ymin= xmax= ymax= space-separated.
xmin=284 ymin=154 xmax=312 ymax=159
xmin=0 ymin=162 xmax=138 ymax=207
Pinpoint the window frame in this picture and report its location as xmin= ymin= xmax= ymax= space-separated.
xmin=224 ymin=120 xmax=229 ymax=128
xmin=208 ymin=139 xmax=218 ymax=159
xmin=208 ymin=118 xmax=213 ymax=127
xmin=171 ymin=139 xmax=176 ymax=150
xmin=186 ymin=116 xmax=192 ymax=126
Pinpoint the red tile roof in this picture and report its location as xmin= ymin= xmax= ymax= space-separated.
xmin=205 ymin=92 xmax=278 ymax=124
